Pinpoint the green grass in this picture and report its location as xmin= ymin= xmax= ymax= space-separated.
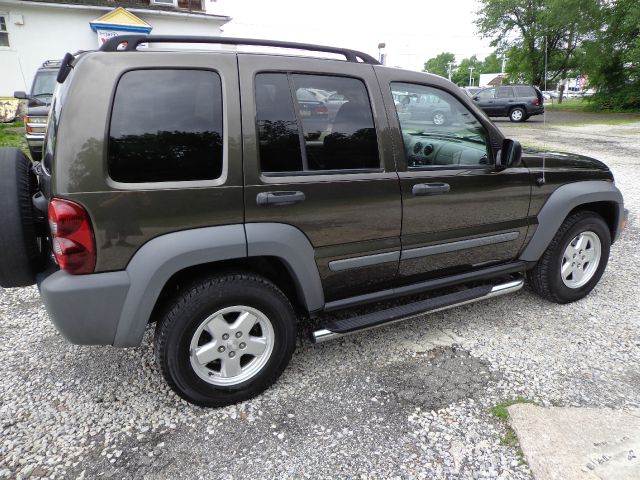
xmin=0 ymin=121 xmax=28 ymax=153
xmin=559 ymin=117 xmax=640 ymax=126
xmin=491 ymin=397 xmax=538 ymax=466
xmin=491 ymin=397 xmax=537 ymax=420
xmin=545 ymin=97 xmax=591 ymax=111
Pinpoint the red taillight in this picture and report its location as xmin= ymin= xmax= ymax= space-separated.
xmin=48 ymin=198 xmax=96 ymax=274
xmin=535 ymin=97 xmax=541 ymax=106
xmin=315 ymin=105 xmax=328 ymax=114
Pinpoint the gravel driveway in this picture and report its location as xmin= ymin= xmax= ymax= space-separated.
xmin=1 ymin=120 xmax=638 ymax=480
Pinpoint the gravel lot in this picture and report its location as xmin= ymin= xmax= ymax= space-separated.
xmin=1 ymin=119 xmax=639 ymax=479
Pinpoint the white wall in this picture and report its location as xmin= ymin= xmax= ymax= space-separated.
xmin=0 ymin=2 xmax=228 ymax=96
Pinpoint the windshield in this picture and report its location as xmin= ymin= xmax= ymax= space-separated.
xmin=31 ymin=70 xmax=57 ymax=97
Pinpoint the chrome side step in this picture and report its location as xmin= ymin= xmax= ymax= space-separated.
xmin=311 ymin=278 xmax=524 ymax=344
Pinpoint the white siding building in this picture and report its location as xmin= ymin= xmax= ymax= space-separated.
xmin=0 ymin=0 xmax=230 ymax=96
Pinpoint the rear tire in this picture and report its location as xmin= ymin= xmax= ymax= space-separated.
xmin=527 ymin=211 xmax=611 ymax=303
xmin=0 ymin=148 xmax=43 ymax=288
xmin=509 ymin=107 xmax=526 ymax=122
xmin=432 ymin=111 xmax=447 ymax=126
xmin=154 ymin=273 xmax=297 ymax=407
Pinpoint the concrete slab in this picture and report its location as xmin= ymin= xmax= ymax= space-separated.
xmin=508 ymin=404 xmax=640 ymax=480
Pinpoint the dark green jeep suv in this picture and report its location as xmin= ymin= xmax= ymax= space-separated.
xmin=0 ymin=36 xmax=628 ymax=407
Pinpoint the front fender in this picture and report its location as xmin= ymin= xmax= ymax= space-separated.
xmin=519 ymin=180 xmax=624 ymax=262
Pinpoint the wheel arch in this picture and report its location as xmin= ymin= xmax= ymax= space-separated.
xmin=113 ymin=223 xmax=324 ymax=347
xmin=519 ymin=180 xmax=624 ymax=262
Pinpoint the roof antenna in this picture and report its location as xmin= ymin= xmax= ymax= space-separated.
xmin=539 ymin=35 xmax=548 ymax=186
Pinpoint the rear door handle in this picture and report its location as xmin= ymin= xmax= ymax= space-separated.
xmin=412 ymin=183 xmax=450 ymax=196
xmin=256 ymin=190 xmax=306 ymax=206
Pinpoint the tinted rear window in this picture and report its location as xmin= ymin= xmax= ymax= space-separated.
xmin=515 ymin=86 xmax=536 ymax=97
xmin=108 ymin=69 xmax=223 ymax=183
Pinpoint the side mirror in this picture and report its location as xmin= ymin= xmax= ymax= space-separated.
xmin=13 ymin=91 xmax=28 ymax=100
xmin=496 ymin=138 xmax=522 ymax=170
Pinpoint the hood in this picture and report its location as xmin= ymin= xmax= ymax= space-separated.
xmin=521 ymin=148 xmax=610 ymax=171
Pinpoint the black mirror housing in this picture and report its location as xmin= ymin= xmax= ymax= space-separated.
xmin=497 ymin=139 xmax=523 ymax=170
xmin=13 ymin=91 xmax=28 ymax=100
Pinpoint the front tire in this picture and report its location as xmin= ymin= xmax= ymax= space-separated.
xmin=154 ymin=273 xmax=297 ymax=407
xmin=527 ymin=211 xmax=611 ymax=303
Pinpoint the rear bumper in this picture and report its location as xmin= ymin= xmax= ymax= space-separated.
xmin=38 ymin=269 xmax=130 ymax=345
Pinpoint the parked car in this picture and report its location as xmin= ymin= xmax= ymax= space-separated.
xmin=461 ymin=86 xmax=481 ymax=98
xmin=13 ymin=59 xmax=61 ymax=161
xmin=0 ymin=36 xmax=627 ymax=408
xmin=472 ymin=84 xmax=544 ymax=122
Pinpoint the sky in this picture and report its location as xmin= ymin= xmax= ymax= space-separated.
xmin=214 ymin=0 xmax=495 ymax=72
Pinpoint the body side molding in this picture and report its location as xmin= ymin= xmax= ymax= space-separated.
xmin=519 ymin=180 xmax=624 ymax=262
xmin=401 ymin=232 xmax=520 ymax=260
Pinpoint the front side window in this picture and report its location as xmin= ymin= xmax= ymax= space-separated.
xmin=0 ymin=15 xmax=9 ymax=47
xmin=255 ymin=73 xmax=380 ymax=173
xmin=108 ymin=69 xmax=223 ymax=183
xmin=391 ymin=82 xmax=490 ymax=169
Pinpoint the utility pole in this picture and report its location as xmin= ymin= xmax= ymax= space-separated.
xmin=468 ymin=66 xmax=475 ymax=86
xmin=447 ymin=62 xmax=455 ymax=82
xmin=501 ymin=55 xmax=506 ymax=74
xmin=377 ymin=42 xmax=386 ymax=64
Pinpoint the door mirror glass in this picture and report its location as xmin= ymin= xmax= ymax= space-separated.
xmin=498 ymin=138 xmax=522 ymax=169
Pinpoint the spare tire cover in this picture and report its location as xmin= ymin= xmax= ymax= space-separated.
xmin=0 ymin=148 xmax=43 ymax=287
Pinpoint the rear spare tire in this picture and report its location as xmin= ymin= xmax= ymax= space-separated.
xmin=0 ymin=148 xmax=43 ymax=287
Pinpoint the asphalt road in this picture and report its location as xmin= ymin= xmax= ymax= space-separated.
xmin=1 ymin=119 xmax=639 ymax=480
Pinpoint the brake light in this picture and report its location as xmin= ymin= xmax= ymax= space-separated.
xmin=315 ymin=105 xmax=328 ymax=114
xmin=535 ymin=97 xmax=541 ymax=106
xmin=48 ymin=198 xmax=96 ymax=274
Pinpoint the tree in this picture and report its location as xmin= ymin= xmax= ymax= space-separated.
xmin=584 ymin=0 xmax=640 ymax=110
xmin=481 ymin=52 xmax=503 ymax=74
xmin=475 ymin=0 xmax=600 ymax=87
xmin=423 ymin=52 xmax=456 ymax=78
xmin=451 ymin=55 xmax=483 ymax=86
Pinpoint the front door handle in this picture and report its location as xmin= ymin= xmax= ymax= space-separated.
xmin=256 ymin=190 xmax=306 ymax=206
xmin=412 ymin=183 xmax=450 ymax=196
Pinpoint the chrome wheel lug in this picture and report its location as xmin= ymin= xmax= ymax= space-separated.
xmin=235 ymin=331 xmax=242 ymax=338
xmin=218 ymin=346 xmax=225 ymax=352
xmin=222 ymin=333 xmax=229 ymax=340
xmin=239 ymin=342 xmax=246 ymax=349
xmin=229 ymin=351 xmax=236 ymax=358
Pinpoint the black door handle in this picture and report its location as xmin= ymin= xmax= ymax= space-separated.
xmin=412 ymin=183 xmax=450 ymax=196
xmin=256 ymin=190 xmax=306 ymax=206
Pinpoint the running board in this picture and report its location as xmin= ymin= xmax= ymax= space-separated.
xmin=311 ymin=278 xmax=524 ymax=344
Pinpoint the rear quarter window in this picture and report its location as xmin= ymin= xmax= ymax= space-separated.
xmin=108 ymin=69 xmax=223 ymax=183
xmin=515 ymin=86 xmax=536 ymax=97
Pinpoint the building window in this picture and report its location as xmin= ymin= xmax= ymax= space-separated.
xmin=0 ymin=15 xmax=9 ymax=47
xmin=151 ymin=0 xmax=177 ymax=6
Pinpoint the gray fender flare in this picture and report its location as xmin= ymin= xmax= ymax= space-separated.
xmin=519 ymin=180 xmax=624 ymax=262
xmin=114 ymin=223 xmax=323 ymax=347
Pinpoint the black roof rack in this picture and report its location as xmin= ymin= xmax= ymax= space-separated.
xmin=99 ymin=35 xmax=380 ymax=65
